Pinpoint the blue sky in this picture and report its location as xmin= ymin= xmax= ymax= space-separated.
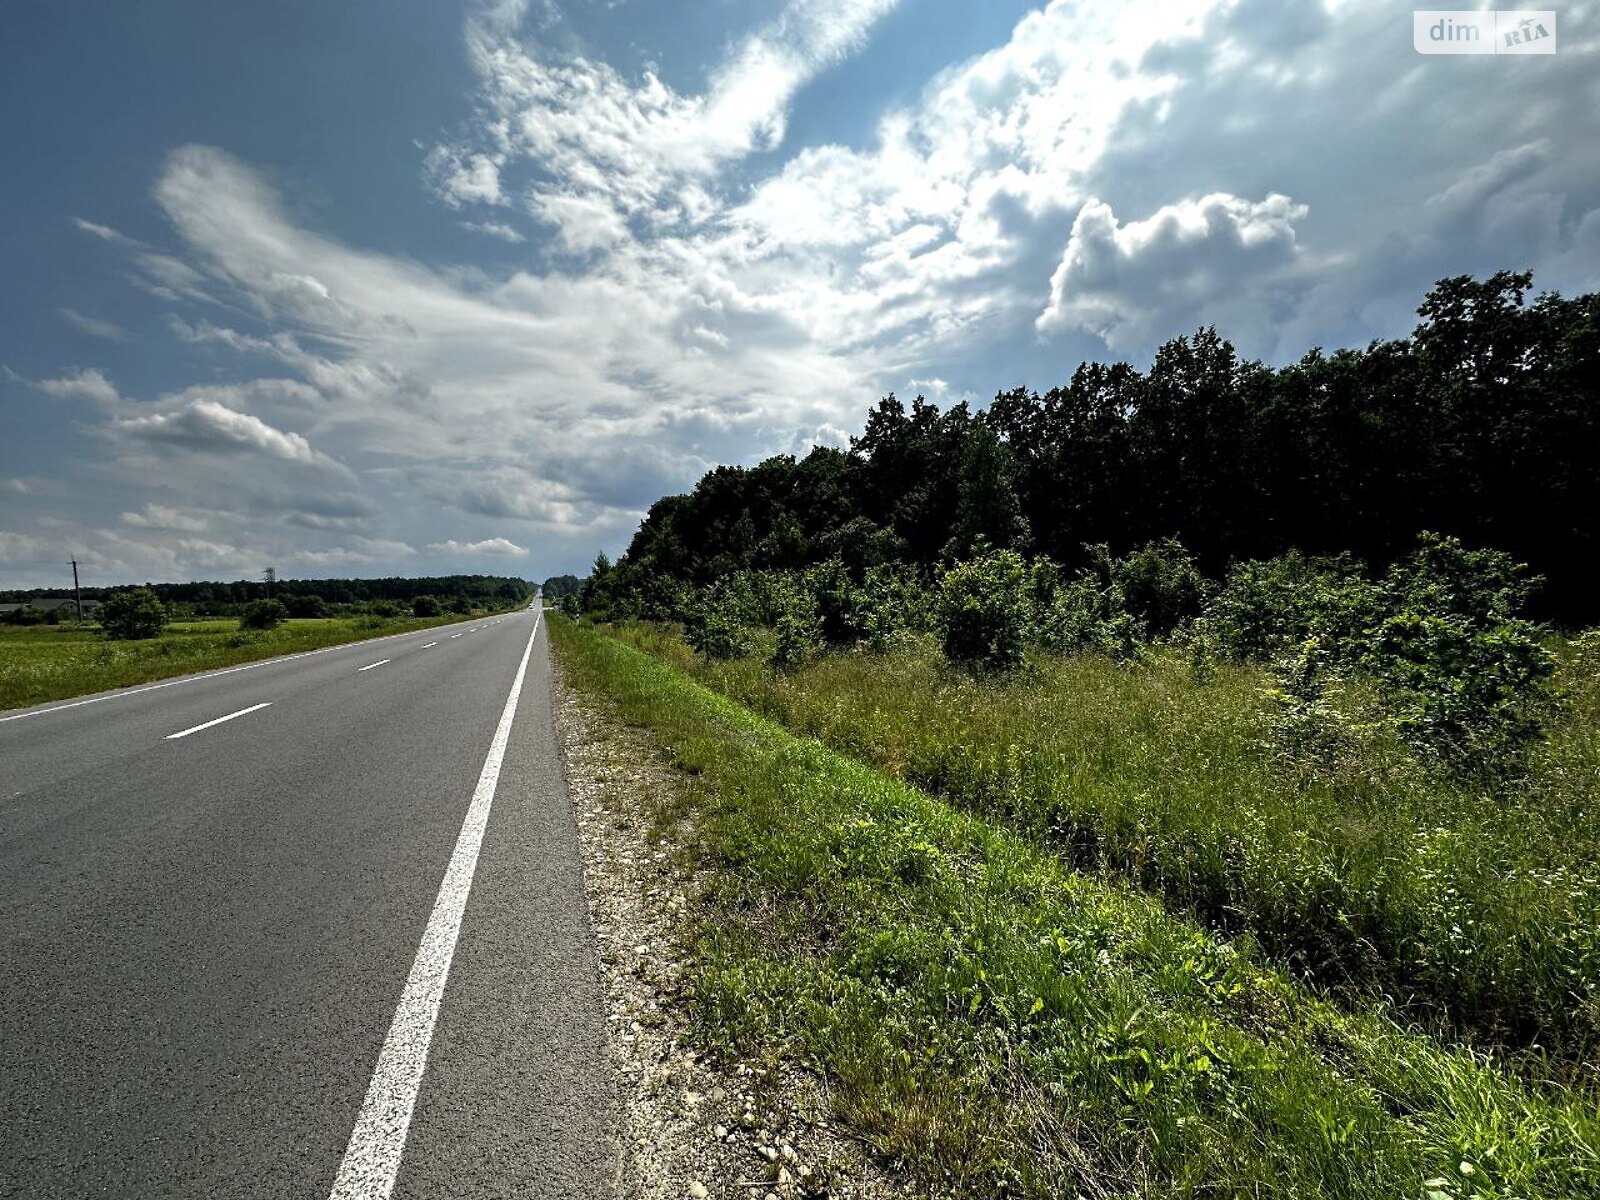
xmin=3 ymin=0 xmax=1597 ymax=588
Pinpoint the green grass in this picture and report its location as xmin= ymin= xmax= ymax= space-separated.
xmin=602 ymin=624 xmax=1600 ymax=1067
xmin=551 ymin=616 xmax=1599 ymax=1199
xmin=0 ymin=614 xmax=481 ymax=711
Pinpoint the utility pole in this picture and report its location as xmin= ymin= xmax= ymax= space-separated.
xmin=263 ymin=567 xmax=276 ymax=598
xmin=69 ymin=558 xmax=83 ymax=624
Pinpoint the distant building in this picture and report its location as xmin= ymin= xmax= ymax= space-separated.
xmin=0 ymin=597 xmax=103 ymax=620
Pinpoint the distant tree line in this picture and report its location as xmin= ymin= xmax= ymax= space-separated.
xmin=584 ymin=272 xmax=1599 ymax=624
xmin=540 ymin=574 xmax=584 ymax=601
xmin=0 ymin=574 xmax=532 ymax=620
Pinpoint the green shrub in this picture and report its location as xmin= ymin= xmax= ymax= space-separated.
xmin=1205 ymin=537 xmax=1555 ymax=774
xmin=283 ymin=594 xmax=327 ymax=618
xmin=240 ymin=599 xmax=289 ymax=631
xmin=937 ymin=549 xmax=1031 ymax=671
xmin=366 ymin=599 xmax=404 ymax=619
xmin=772 ymin=591 xmax=824 ymax=670
xmin=856 ymin=563 xmax=937 ymax=650
xmin=1383 ymin=531 xmax=1540 ymax=625
xmin=559 ymin=592 xmax=581 ymax=619
xmin=801 ymin=559 xmax=864 ymax=645
xmin=98 ymin=587 xmax=168 ymax=640
xmin=1263 ymin=636 xmax=1384 ymax=768
xmin=411 ymin=594 xmax=442 ymax=618
xmin=1199 ymin=551 xmax=1377 ymax=662
xmin=1032 ymin=548 xmax=1146 ymax=660
xmin=1360 ymin=611 xmax=1554 ymax=771
xmin=1113 ymin=538 xmax=1210 ymax=636
xmin=1358 ymin=535 xmax=1556 ymax=772
xmin=685 ymin=580 xmax=756 ymax=660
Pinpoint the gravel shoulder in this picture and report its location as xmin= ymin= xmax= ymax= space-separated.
xmin=551 ymin=657 xmax=908 ymax=1200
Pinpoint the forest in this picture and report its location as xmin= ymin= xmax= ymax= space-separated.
xmin=0 ymin=573 xmax=532 ymax=619
xmin=583 ymin=272 xmax=1598 ymax=625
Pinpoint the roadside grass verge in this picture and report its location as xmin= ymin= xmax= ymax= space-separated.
xmin=551 ymin=617 xmax=1600 ymax=1199
xmin=0 ymin=614 xmax=482 ymax=711
xmin=603 ymin=623 xmax=1600 ymax=1067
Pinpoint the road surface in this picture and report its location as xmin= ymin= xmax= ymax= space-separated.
xmin=0 ymin=604 xmax=621 ymax=1198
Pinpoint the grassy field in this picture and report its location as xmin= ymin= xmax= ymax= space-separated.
xmin=600 ymin=624 xmax=1600 ymax=1068
xmin=0 ymin=614 xmax=481 ymax=711
xmin=551 ymin=616 xmax=1599 ymax=1199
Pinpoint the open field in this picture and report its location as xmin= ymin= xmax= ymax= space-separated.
xmin=601 ymin=623 xmax=1600 ymax=1068
xmin=551 ymin=616 xmax=1600 ymax=1199
xmin=0 ymin=614 xmax=487 ymax=712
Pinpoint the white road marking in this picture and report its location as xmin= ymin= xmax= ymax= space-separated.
xmin=449 ymin=633 xmax=463 ymax=639
xmin=357 ymin=659 xmax=391 ymax=673
xmin=420 ymin=642 xmax=439 ymax=649
xmin=0 ymin=617 xmax=505 ymax=725
xmin=328 ymin=610 xmax=542 ymax=1200
xmin=164 ymin=702 xmax=272 ymax=741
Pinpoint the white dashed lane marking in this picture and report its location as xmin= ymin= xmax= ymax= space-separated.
xmin=164 ymin=703 xmax=273 ymax=741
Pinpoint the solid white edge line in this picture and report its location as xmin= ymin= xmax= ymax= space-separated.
xmin=163 ymin=702 xmax=273 ymax=741
xmin=0 ymin=615 xmax=515 ymax=726
xmin=357 ymin=660 xmax=392 ymax=673
xmin=327 ymin=609 xmax=542 ymax=1200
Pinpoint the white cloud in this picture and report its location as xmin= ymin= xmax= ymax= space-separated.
xmin=71 ymin=217 xmax=127 ymax=243
xmin=462 ymin=219 xmax=526 ymax=242
xmin=119 ymin=504 xmax=210 ymax=532
xmin=59 ymin=309 xmax=131 ymax=342
xmin=426 ymin=537 xmax=528 ymax=556
xmin=112 ymin=399 xmax=318 ymax=463
xmin=26 ymin=367 xmax=121 ymax=405
xmin=430 ymin=151 xmax=506 ymax=208
xmin=293 ymin=540 xmax=417 ymax=567
xmin=173 ymin=538 xmax=249 ymax=569
xmin=430 ymin=0 xmax=904 ymax=246
xmin=0 ymin=531 xmax=50 ymax=565
xmin=1037 ymin=193 xmax=1310 ymax=348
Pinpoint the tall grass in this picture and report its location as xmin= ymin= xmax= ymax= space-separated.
xmin=606 ymin=623 xmax=1600 ymax=1065
xmin=0 ymin=615 xmax=468 ymax=711
xmin=552 ymin=617 xmax=1600 ymax=1199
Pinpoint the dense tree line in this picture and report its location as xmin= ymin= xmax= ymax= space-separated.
xmin=1 ymin=574 xmax=531 ymax=617
xmin=540 ymin=574 xmax=584 ymax=600
xmin=587 ymin=272 xmax=1599 ymax=624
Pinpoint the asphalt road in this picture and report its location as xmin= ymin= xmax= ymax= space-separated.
xmin=0 ymin=604 xmax=621 ymax=1199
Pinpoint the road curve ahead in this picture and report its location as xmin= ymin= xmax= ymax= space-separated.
xmin=0 ymin=604 xmax=621 ymax=1199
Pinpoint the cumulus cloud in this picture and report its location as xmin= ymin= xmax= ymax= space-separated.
xmin=112 ymin=399 xmax=317 ymax=462
xmin=23 ymin=366 xmax=121 ymax=405
xmin=1038 ymin=193 xmax=1310 ymax=349
xmin=426 ymin=537 xmax=528 ymax=556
